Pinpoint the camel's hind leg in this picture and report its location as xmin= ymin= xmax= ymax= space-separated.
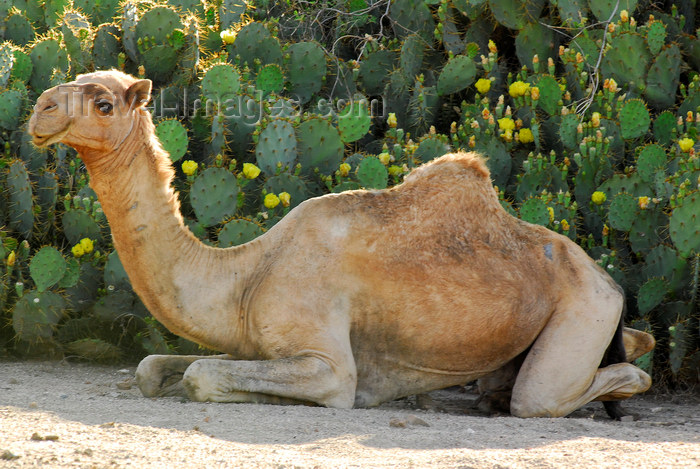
xmin=510 ymin=282 xmax=651 ymax=418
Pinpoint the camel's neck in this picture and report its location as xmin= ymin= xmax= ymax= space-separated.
xmin=82 ymin=114 xmax=262 ymax=353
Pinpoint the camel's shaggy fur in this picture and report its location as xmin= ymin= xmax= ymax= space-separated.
xmin=28 ymin=71 xmax=654 ymax=418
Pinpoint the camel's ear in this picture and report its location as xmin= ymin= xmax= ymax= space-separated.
xmin=125 ymin=79 xmax=152 ymax=109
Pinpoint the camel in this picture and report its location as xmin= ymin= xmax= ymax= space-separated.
xmin=28 ymin=70 xmax=654 ymax=418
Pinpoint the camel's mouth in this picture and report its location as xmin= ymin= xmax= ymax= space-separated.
xmin=31 ymin=127 xmax=69 ymax=147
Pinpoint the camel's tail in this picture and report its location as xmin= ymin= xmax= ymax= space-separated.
xmin=601 ymin=294 xmax=629 ymax=420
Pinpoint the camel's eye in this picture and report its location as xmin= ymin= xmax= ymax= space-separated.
xmin=95 ymin=99 xmax=113 ymax=114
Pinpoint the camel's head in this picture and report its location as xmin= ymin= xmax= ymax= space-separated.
xmin=28 ymin=70 xmax=151 ymax=154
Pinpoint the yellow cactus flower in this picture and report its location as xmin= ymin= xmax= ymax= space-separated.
xmin=602 ymin=224 xmax=610 ymax=236
xmin=79 ymin=238 xmax=94 ymax=254
xmin=220 ymin=29 xmax=237 ymax=44
xmin=518 ymin=128 xmax=534 ymax=143
xmin=182 ymin=160 xmax=198 ymax=176
xmin=497 ymin=117 xmax=515 ymax=131
xmin=6 ymin=251 xmax=15 ymax=266
xmin=591 ymin=112 xmax=601 ymax=128
xmin=638 ymin=196 xmax=650 ymax=210
xmin=508 ymin=81 xmax=530 ymax=98
xmin=604 ymin=78 xmax=619 ymax=93
xmin=279 ymin=192 xmax=291 ymax=208
xmin=561 ymin=219 xmax=570 ymax=231
xmin=242 ymin=162 xmax=261 ymax=179
xmin=530 ymin=86 xmax=540 ymax=100
xmin=501 ymin=129 xmax=513 ymax=142
xmin=378 ymin=152 xmax=391 ymax=165
xmin=468 ymin=135 xmax=476 ymax=148
xmin=387 ymin=113 xmax=397 ymax=128
xmin=547 ymin=206 xmax=555 ymax=223
xmin=591 ymin=191 xmax=607 ymax=205
xmin=620 ymin=10 xmax=629 ymax=22
xmin=475 ymin=78 xmax=491 ymax=94
xmin=481 ymin=108 xmax=491 ymax=120
xmin=388 ymin=165 xmax=403 ymax=177
xmin=338 ymin=163 xmax=351 ymax=177
xmin=488 ymin=40 xmax=497 ymax=54
xmin=264 ymin=193 xmax=280 ymax=209
xmin=71 ymin=244 xmax=85 ymax=258
xmin=679 ymin=137 xmax=695 ymax=153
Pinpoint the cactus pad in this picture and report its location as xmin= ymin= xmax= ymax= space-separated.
xmin=337 ymin=99 xmax=371 ymax=143
xmin=12 ymin=290 xmax=66 ymax=342
xmin=104 ymin=251 xmax=132 ymax=292
xmin=536 ymin=75 xmax=562 ymax=116
xmin=357 ymin=156 xmax=388 ymax=189
xmin=10 ymin=48 xmax=33 ymax=84
xmin=646 ymin=20 xmax=667 ymax=55
xmin=255 ymin=119 xmax=297 ymax=175
xmin=600 ymin=32 xmax=649 ymax=91
xmin=202 ymin=63 xmax=240 ymax=103
xmin=189 ymin=167 xmax=240 ymax=226
xmin=230 ymin=22 xmax=282 ymax=68
xmin=668 ymin=322 xmax=689 ymax=376
xmin=0 ymin=88 xmax=23 ymax=130
xmin=589 ymin=0 xmax=638 ymax=22
xmin=519 ymin=198 xmax=550 ymax=226
xmin=400 ymin=35 xmax=425 ymax=80
xmin=669 ymin=193 xmax=700 ymax=257
xmin=4 ymin=12 xmax=35 ymax=46
xmin=62 ymin=210 xmax=102 ymax=246
xmin=645 ymin=45 xmax=681 ymax=111
xmin=218 ymin=219 xmax=264 ymax=247
xmin=636 ymin=144 xmax=666 ymax=183
xmin=652 ymin=111 xmax=675 ymax=146
xmin=488 ymin=0 xmax=546 ymax=30
xmin=29 ymin=247 xmax=67 ymax=292
xmin=65 ymin=338 xmax=123 ymax=362
xmin=155 ymin=119 xmax=189 ymax=162
xmin=284 ymin=41 xmax=326 ymax=104
xmin=7 ymin=160 xmax=34 ymax=239
xmin=607 ymin=192 xmax=637 ymax=231
xmin=515 ymin=22 xmax=555 ymax=69
xmin=263 ymin=173 xmax=309 ymax=210
xmin=389 ymin=0 xmax=434 ymax=41
xmin=416 ymin=136 xmax=451 ymax=163
xmin=358 ymin=50 xmax=396 ymax=95
xmin=256 ymin=63 xmax=284 ymax=95
xmin=437 ymin=55 xmax=476 ymax=96
xmin=297 ymin=118 xmax=343 ymax=175
xmin=619 ymin=99 xmax=650 ymax=140
xmin=29 ymin=37 xmax=69 ymax=92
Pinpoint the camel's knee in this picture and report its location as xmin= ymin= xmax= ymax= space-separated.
xmin=510 ymin=394 xmax=562 ymax=418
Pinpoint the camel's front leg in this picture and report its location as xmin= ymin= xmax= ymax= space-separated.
xmin=136 ymin=354 xmax=230 ymax=397
xmin=182 ymin=355 xmax=357 ymax=408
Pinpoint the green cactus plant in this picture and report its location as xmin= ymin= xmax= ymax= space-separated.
xmin=337 ymin=98 xmax=371 ymax=144
xmin=93 ymin=23 xmax=122 ymax=70
xmin=284 ymin=41 xmax=327 ymax=104
xmin=297 ymin=117 xmax=344 ymax=175
xmin=669 ymin=192 xmax=700 ymax=257
xmin=155 ymin=119 xmax=189 ymax=162
xmin=356 ymin=156 xmax=388 ymax=189
xmin=229 ymin=21 xmax=282 ymax=69
xmin=263 ymin=173 xmax=309 ymax=210
xmin=29 ymin=36 xmax=69 ymax=92
xmin=437 ymin=55 xmax=476 ymax=96
xmin=189 ymin=167 xmax=240 ymax=226
xmin=29 ymin=246 xmax=68 ymax=292
xmin=255 ymin=118 xmax=297 ymax=176
xmin=218 ymin=219 xmax=264 ymax=247
xmin=12 ymin=290 xmax=66 ymax=342
xmin=7 ymin=160 xmax=34 ymax=239
xmin=619 ymin=99 xmax=651 ymax=140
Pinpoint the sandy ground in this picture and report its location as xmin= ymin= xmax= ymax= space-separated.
xmin=0 ymin=361 xmax=698 ymax=468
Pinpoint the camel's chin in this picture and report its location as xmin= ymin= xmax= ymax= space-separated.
xmin=32 ymin=128 xmax=69 ymax=147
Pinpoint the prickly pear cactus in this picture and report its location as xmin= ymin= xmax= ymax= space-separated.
xmin=12 ymin=290 xmax=66 ymax=342
xmin=7 ymin=160 xmax=34 ymax=239
xmin=297 ymin=118 xmax=343 ymax=175
xmin=255 ymin=119 xmax=297 ymax=176
xmin=437 ymin=55 xmax=477 ymax=96
xmin=189 ymin=167 xmax=239 ymax=226
xmin=155 ymin=119 xmax=189 ymax=162
xmin=669 ymin=193 xmax=700 ymax=257
xmin=29 ymin=247 xmax=67 ymax=292
xmin=284 ymin=41 xmax=326 ymax=104
xmin=218 ymin=219 xmax=264 ymax=247
xmin=356 ymin=156 xmax=388 ymax=189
